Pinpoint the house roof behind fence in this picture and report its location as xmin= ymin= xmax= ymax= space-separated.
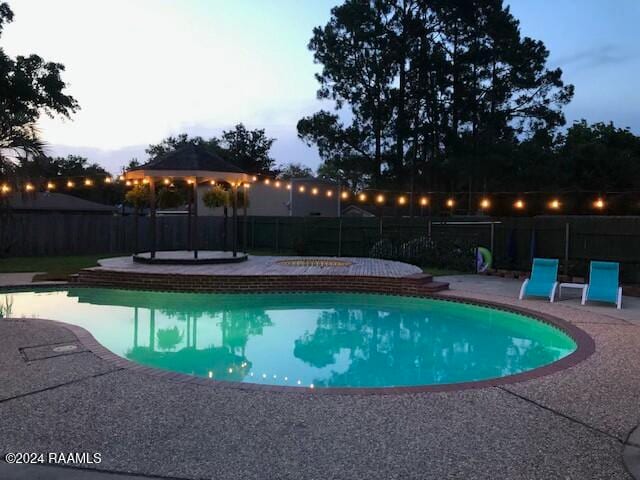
xmin=7 ymin=192 xmax=115 ymax=213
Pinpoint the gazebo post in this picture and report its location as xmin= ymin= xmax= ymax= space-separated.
xmin=242 ymin=184 xmax=248 ymax=254
xmin=193 ymin=178 xmax=198 ymax=259
xmin=149 ymin=178 xmax=156 ymax=259
xmin=187 ymin=185 xmax=192 ymax=251
xmin=232 ymin=185 xmax=238 ymax=257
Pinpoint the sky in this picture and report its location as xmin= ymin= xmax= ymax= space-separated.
xmin=3 ymin=0 xmax=640 ymax=174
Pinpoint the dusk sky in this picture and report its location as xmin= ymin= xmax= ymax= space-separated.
xmin=3 ymin=0 xmax=640 ymax=174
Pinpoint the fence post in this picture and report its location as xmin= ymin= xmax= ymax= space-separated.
xmin=490 ymin=223 xmax=495 ymax=257
xmin=338 ymin=218 xmax=342 ymax=257
xmin=251 ymin=217 xmax=255 ymax=248
xmin=564 ymin=222 xmax=570 ymax=277
xmin=428 ymin=220 xmax=432 ymax=239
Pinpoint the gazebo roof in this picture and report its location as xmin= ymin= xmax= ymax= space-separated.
xmin=125 ymin=144 xmax=247 ymax=180
xmin=133 ymin=144 xmax=245 ymax=174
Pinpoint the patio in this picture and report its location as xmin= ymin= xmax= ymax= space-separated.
xmin=1 ymin=274 xmax=639 ymax=479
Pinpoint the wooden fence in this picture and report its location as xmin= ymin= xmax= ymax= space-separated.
xmin=1 ymin=213 xmax=639 ymax=282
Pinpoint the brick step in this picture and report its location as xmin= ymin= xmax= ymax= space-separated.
xmin=402 ymin=273 xmax=434 ymax=284
xmin=419 ymin=281 xmax=449 ymax=293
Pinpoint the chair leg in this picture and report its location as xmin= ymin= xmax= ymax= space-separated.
xmin=519 ymin=279 xmax=528 ymax=300
xmin=549 ymin=282 xmax=558 ymax=303
xmin=617 ymin=287 xmax=622 ymax=310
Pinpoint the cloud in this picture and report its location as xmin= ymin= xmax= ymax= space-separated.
xmin=552 ymin=44 xmax=633 ymax=70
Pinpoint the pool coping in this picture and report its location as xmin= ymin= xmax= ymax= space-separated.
xmin=2 ymin=286 xmax=596 ymax=395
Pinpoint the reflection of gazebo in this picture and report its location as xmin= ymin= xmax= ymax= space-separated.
xmin=124 ymin=144 xmax=250 ymax=263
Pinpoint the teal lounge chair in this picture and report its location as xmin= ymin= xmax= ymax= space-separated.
xmin=519 ymin=258 xmax=559 ymax=302
xmin=581 ymin=261 xmax=622 ymax=309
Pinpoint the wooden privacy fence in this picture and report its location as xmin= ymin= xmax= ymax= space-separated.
xmin=0 ymin=214 xmax=225 ymax=257
xmin=1 ymin=213 xmax=639 ymax=283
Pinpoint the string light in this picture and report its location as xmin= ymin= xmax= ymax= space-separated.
xmin=0 ymin=184 xmax=9 ymax=193
xmin=446 ymin=198 xmax=455 ymax=208
xmin=514 ymin=199 xmax=525 ymax=209
xmin=298 ymin=185 xmax=305 ymax=193
xmin=286 ymin=184 xmax=292 ymax=190
xmin=593 ymin=198 xmax=605 ymax=209
xmin=163 ymin=178 xmax=171 ymax=185
xmin=142 ymin=178 xmax=150 ymax=185
xmin=549 ymin=199 xmax=561 ymax=210
xmin=397 ymin=196 xmax=406 ymax=205
xmin=125 ymin=180 xmax=132 ymax=187
xmin=341 ymin=191 xmax=349 ymax=200
xmin=420 ymin=197 xmax=428 ymax=206
xmin=84 ymin=179 xmax=93 ymax=186
xmin=46 ymin=182 xmax=55 ymax=190
xmin=376 ymin=194 xmax=385 ymax=204
xmin=187 ymin=179 xmax=194 ymax=185
xmin=133 ymin=179 xmax=139 ymax=185
xmin=252 ymin=176 xmax=258 ymax=182
xmin=210 ymin=180 xmax=216 ymax=186
xmin=480 ymin=198 xmax=490 ymax=209
xmin=326 ymin=190 xmax=333 ymax=197
xmin=264 ymin=179 xmax=270 ymax=185
xmin=104 ymin=177 xmax=112 ymax=184
xmin=358 ymin=193 xmax=367 ymax=202
xmin=25 ymin=183 xmax=35 ymax=192
xmin=66 ymin=180 xmax=75 ymax=188
xmin=243 ymin=183 xmax=250 ymax=188
xmin=275 ymin=181 xmax=281 ymax=188
xmin=311 ymin=187 xmax=318 ymax=195
xmin=118 ymin=175 xmax=125 ymax=181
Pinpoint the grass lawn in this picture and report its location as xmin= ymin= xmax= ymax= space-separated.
xmin=0 ymin=254 xmax=123 ymax=281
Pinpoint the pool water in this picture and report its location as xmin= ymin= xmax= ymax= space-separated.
xmin=1 ymin=288 xmax=577 ymax=389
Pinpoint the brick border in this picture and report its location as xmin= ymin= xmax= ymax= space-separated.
xmin=7 ymin=287 xmax=595 ymax=396
xmin=75 ymin=268 xmax=449 ymax=295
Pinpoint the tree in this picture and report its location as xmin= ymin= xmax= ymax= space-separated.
xmin=0 ymin=2 xmax=78 ymax=168
xmin=146 ymin=126 xmax=276 ymax=174
xmin=276 ymin=163 xmax=314 ymax=179
xmin=220 ymin=123 xmax=275 ymax=174
xmin=145 ymin=134 xmax=225 ymax=160
xmin=558 ymin=121 xmax=640 ymax=191
xmin=299 ymin=0 xmax=574 ymax=195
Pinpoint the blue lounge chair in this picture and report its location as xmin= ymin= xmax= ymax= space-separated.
xmin=519 ymin=258 xmax=559 ymax=302
xmin=581 ymin=261 xmax=622 ymax=309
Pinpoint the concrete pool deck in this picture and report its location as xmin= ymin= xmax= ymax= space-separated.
xmin=0 ymin=274 xmax=639 ymax=479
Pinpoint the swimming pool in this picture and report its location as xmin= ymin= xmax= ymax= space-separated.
xmin=1 ymin=288 xmax=578 ymax=389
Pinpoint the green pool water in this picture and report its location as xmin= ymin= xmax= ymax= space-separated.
xmin=0 ymin=288 xmax=576 ymax=389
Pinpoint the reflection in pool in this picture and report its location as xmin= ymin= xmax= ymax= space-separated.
xmin=2 ymin=288 xmax=577 ymax=388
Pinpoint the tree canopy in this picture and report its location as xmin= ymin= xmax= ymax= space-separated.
xmin=298 ymin=0 xmax=577 ymax=193
xmin=144 ymin=124 xmax=276 ymax=174
xmin=0 ymin=2 xmax=78 ymax=172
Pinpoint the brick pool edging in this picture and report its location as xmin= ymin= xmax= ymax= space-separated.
xmin=75 ymin=268 xmax=449 ymax=295
xmin=6 ymin=287 xmax=596 ymax=396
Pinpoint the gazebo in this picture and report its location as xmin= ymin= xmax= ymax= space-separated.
xmin=124 ymin=144 xmax=250 ymax=264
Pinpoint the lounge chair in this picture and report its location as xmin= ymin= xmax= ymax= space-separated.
xmin=519 ymin=258 xmax=559 ymax=302
xmin=581 ymin=261 xmax=623 ymax=309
